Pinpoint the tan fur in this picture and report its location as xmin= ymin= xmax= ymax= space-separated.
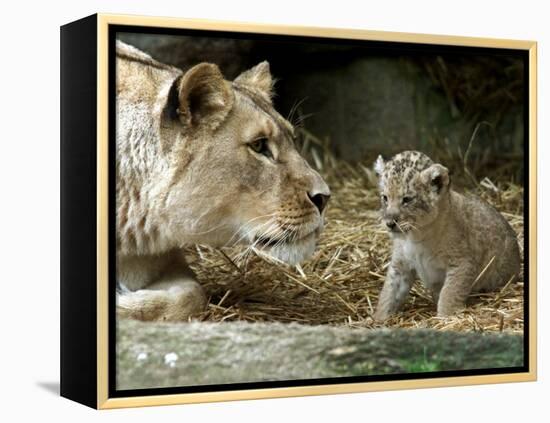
xmin=373 ymin=151 xmax=521 ymax=320
xmin=115 ymin=41 xmax=330 ymax=321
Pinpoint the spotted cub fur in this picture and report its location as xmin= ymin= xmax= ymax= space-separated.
xmin=373 ymin=151 xmax=520 ymax=319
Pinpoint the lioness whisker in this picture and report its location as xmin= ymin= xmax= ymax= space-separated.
xmin=270 ymin=228 xmax=291 ymax=251
xmin=287 ymin=96 xmax=308 ymax=124
xmin=223 ymin=213 xmax=278 ymax=248
xmin=233 ymin=220 xmax=280 ymax=264
xmin=293 ymin=112 xmax=314 ymax=128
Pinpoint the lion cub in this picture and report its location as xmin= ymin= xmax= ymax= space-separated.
xmin=373 ymin=151 xmax=520 ymax=320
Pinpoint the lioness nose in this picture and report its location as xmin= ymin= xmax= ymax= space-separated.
xmin=308 ymin=192 xmax=330 ymax=214
xmin=303 ymin=161 xmax=330 ymax=213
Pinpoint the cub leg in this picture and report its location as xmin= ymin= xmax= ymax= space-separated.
xmin=117 ymin=251 xmax=207 ymax=322
xmin=437 ymin=261 xmax=476 ymax=317
xmin=430 ymin=281 xmax=444 ymax=304
xmin=374 ymin=257 xmax=415 ymax=321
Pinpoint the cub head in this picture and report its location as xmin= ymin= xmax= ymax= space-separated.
xmin=159 ymin=61 xmax=330 ymax=265
xmin=374 ymin=151 xmax=450 ymax=236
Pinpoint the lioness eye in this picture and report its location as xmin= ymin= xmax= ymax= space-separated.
xmin=249 ymin=137 xmax=272 ymax=158
xmin=402 ymin=196 xmax=414 ymax=205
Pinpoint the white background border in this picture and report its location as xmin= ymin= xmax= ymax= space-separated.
xmin=2 ymin=1 xmax=546 ymax=421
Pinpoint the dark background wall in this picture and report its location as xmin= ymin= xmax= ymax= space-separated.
xmin=118 ymin=32 xmax=525 ymax=183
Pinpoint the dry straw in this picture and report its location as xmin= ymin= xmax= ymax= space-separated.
xmin=186 ymin=129 xmax=524 ymax=334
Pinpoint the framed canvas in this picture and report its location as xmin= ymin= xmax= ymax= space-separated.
xmin=60 ymin=13 xmax=537 ymax=409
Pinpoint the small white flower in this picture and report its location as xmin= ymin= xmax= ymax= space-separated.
xmin=136 ymin=352 xmax=148 ymax=361
xmin=164 ymin=352 xmax=178 ymax=367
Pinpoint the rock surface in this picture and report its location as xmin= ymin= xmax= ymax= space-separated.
xmin=116 ymin=320 xmax=523 ymax=390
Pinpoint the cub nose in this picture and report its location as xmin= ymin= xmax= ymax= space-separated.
xmin=386 ymin=220 xmax=397 ymax=230
xmin=308 ymin=192 xmax=330 ymax=214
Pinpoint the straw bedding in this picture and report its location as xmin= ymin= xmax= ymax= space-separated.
xmin=185 ymin=137 xmax=524 ymax=334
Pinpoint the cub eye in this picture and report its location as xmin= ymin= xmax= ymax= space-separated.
xmin=402 ymin=196 xmax=414 ymax=205
xmin=248 ymin=137 xmax=272 ymax=158
xmin=381 ymin=195 xmax=388 ymax=203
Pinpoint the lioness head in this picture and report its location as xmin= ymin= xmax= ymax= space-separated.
xmin=158 ymin=61 xmax=330 ymax=265
xmin=374 ymin=150 xmax=450 ymax=236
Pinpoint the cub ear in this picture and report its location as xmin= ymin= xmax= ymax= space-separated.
xmin=421 ymin=164 xmax=450 ymax=193
xmin=233 ymin=61 xmax=274 ymax=102
xmin=373 ymin=155 xmax=385 ymax=176
xmin=177 ymin=63 xmax=234 ymax=131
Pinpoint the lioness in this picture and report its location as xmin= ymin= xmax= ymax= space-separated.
xmin=373 ymin=151 xmax=520 ymax=320
xmin=116 ymin=41 xmax=330 ymax=321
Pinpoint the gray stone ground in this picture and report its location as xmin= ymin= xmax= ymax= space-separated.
xmin=117 ymin=320 xmax=523 ymax=390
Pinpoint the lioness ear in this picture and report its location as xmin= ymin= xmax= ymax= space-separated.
xmin=422 ymin=164 xmax=450 ymax=194
xmin=177 ymin=63 xmax=233 ymax=131
xmin=233 ymin=61 xmax=274 ymax=102
xmin=373 ymin=155 xmax=385 ymax=176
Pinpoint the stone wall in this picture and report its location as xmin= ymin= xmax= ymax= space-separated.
xmin=117 ymin=320 xmax=523 ymax=390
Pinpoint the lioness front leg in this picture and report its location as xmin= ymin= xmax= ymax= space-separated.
xmin=117 ymin=278 xmax=206 ymax=322
xmin=117 ymin=251 xmax=207 ymax=322
xmin=436 ymin=261 xmax=476 ymax=317
xmin=374 ymin=257 xmax=415 ymax=321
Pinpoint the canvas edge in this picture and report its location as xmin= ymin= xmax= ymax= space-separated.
xmin=94 ymin=13 xmax=538 ymax=410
